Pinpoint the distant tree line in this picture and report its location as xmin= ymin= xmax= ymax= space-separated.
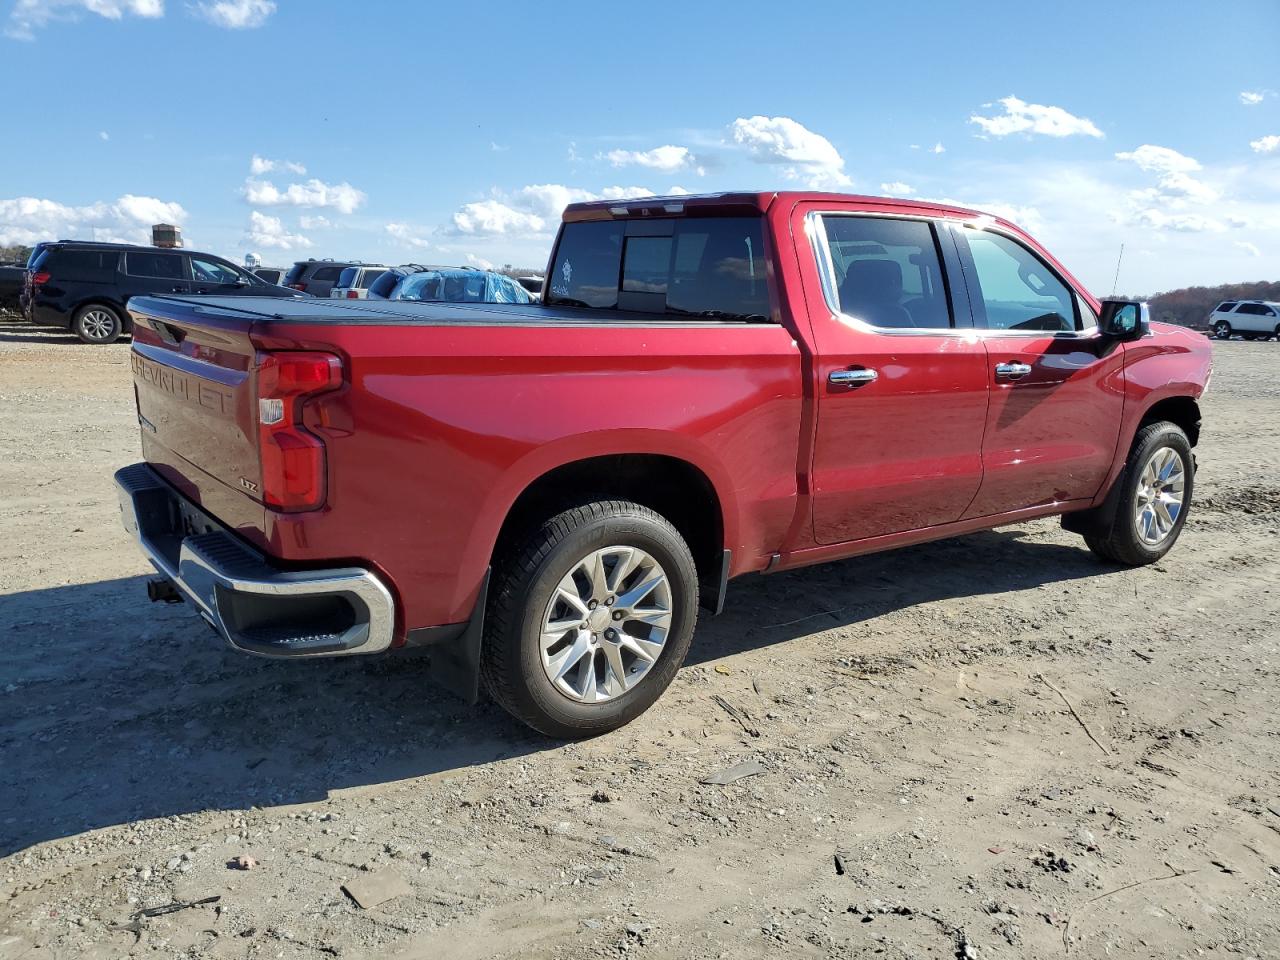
xmin=1126 ymin=280 xmax=1280 ymax=330
xmin=0 ymin=244 xmax=33 ymax=265
xmin=496 ymin=265 xmax=545 ymax=278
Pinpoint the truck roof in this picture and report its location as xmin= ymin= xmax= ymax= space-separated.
xmin=562 ymin=191 xmax=987 ymax=224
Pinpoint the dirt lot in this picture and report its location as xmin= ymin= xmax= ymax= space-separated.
xmin=1 ymin=317 xmax=1278 ymax=960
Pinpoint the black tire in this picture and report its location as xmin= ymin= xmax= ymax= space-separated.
xmin=481 ymin=499 xmax=699 ymax=738
xmin=1212 ymin=320 xmax=1231 ymax=339
xmin=72 ymin=304 xmax=123 ymax=344
xmin=1084 ymin=422 xmax=1193 ymax=566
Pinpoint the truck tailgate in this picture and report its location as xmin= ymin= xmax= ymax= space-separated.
xmin=129 ymin=300 xmax=265 ymax=533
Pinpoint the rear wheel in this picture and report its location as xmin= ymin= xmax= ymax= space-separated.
xmin=481 ymin=500 xmax=698 ymax=738
xmin=1212 ymin=320 xmax=1231 ymax=339
xmin=1084 ymin=422 xmax=1193 ymax=566
xmin=72 ymin=304 xmax=123 ymax=344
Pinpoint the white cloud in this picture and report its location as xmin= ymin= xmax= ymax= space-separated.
xmin=730 ymin=115 xmax=851 ymax=188
xmin=0 ymin=193 xmax=186 ymax=245
xmin=1240 ymin=90 xmax=1268 ymax=106
xmin=667 ymin=186 xmax=691 ymax=196
xmin=605 ymin=145 xmax=698 ymax=173
xmin=451 ymin=200 xmax=545 ymax=237
xmin=911 ymin=142 xmax=946 ymax=154
xmin=250 ymin=154 xmax=306 ymax=176
xmin=1234 ymin=240 xmax=1261 ymax=257
xmin=385 ymin=222 xmax=431 ymax=249
xmin=299 ymin=214 xmax=330 ymax=229
xmin=190 ymin=0 xmax=274 ymax=29
xmin=1116 ymin=144 xmax=1219 ymax=209
xmin=465 ymin=253 xmax=494 ymax=270
xmin=243 ymin=178 xmax=365 ymax=214
xmin=1130 ymin=209 xmax=1225 ymax=233
xmin=969 ymin=96 xmax=1103 ymax=139
xmin=880 ymin=181 xmax=914 ymax=197
xmin=1115 ymin=144 xmax=1200 ymax=175
xmin=246 ymin=210 xmax=311 ymax=249
xmin=6 ymin=0 xmax=162 ymax=39
xmin=1250 ymin=135 xmax=1280 ymax=154
xmin=98 ymin=130 xmax=109 ymax=141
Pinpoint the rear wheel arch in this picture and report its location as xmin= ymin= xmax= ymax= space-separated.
xmin=75 ymin=297 xmax=131 ymax=331
xmin=491 ymin=453 xmax=728 ymax=611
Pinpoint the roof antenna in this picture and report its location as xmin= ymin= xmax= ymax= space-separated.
xmin=1110 ymin=242 xmax=1125 ymax=296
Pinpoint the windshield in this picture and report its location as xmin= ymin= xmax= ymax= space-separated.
xmin=546 ymin=216 xmax=771 ymax=321
xmin=395 ymin=271 xmax=489 ymax=302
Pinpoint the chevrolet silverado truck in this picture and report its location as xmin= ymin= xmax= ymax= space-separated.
xmin=115 ymin=191 xmax=1211 ymax=737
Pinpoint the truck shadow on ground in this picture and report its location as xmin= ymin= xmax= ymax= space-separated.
xmin=0 ymin=527 xmax=1119 ymax=856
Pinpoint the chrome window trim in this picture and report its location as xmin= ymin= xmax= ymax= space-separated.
xmin=805 ymin=210 xmax=1100 ymax=340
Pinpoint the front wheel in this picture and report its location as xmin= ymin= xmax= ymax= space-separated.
xmin=1212 ymin=320 xmax=1231 ymax=339
xmin=1084 ymin=422 xmax=1193 ymax=566
xmin=481 ymin=500 xmax=699 ymax=738
xmin=72 ymin=304 xmax=123 ymax=344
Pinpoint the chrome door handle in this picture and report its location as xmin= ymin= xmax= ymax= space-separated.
xmin=994 ymin=362 xmax=1032 ymax=380
xmin=828 ymin=368 xmax=878 ymax=387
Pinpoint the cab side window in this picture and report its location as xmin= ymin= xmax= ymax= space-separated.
xmin=821 ymin=216 xmax=953 ymax=329
xmin=958 ymin=229 xmax=1078 ymax=332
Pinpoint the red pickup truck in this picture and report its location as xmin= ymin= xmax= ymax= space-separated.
xmin=115 ymin=191 xmax=1211 ymax=737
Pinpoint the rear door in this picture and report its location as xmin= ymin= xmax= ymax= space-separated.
xmin=1234 ymin=302 xmax=1274 ymax=333
xmin=122 ymin=250 xmax=190 ymax=299
xmin=947 ymin=223 xmax=1124 ymax=518
xmin=799 ymin=205 xmax=990 ymax=544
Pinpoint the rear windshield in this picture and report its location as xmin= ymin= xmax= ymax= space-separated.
xmin=368 ymin=270 xmax=402 ymax=298
xmin=360 ymin=268 xmax=387 ymax=288
xmin=546 ymin=217 xmax=771 ymax=321
xmin=283 ymin=263 xmax=307 ymax=285
xmin=337 ymin=267 xmax=360 ymax=288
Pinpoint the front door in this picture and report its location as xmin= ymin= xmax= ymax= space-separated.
xmin=802 ymin=209 xmax=990 ymax=545
xmin=947 ymin=223 xmax=1125 ymax=518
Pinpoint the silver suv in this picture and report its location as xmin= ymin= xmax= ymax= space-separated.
xmin=330 ymin=264 xmax=390 ymax=300
xmin=1209 ymin=300 xmax=1280 ymax=340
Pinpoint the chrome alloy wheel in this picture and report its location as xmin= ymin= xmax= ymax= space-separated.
xmin=1134 ymin=446 xmax=1186 ymax=545
xmin=79 ymin=309 xmax=116 ymax=341
xmin=539 ymin=545 xmax=673 ymax=703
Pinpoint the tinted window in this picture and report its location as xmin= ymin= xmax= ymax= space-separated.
xmin=283 ymin=263 xmax=307 ymax=285
xmin=548 ymin=220 xmax=624 ymax=308
xmin=368 ymin=270 xmax=403 ymax=299
xmin=125 ymin=251 xmax=184 ymax=280
xmin=822 ymin=216 xmax=952 ymax=329
xmin=1216 ymin=301 xmax=1237 ymax=313
xmin=311 ymin=266 xmax=342 ymax=282
xmin=48 ymin=249 xmax=118 ymax=281
xmin=191 ymin=257 xmax=243 ymax=284
xmin=1237 ymin=303 xmax=1261 ymax=315
xmin=360 ymin=269 xmax=386 ymax=288
xmin=396 ymin=272 xmax=489 ymax=302
xmin=960 ymin=229 xmax=1077 ymax=332
xmin=548 ymin=217 xmax=770 ymax=320
xmin=490 ymin=274 xmax=532 ymax=303
xmin=255 ymin=269 xmax=282 ymax=284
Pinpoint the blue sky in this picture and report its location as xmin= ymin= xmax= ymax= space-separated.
xmin=1 ymin=0 xmax=1277 ymax=294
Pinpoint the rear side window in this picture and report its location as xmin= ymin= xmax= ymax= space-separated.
xmin=1216 ymin=301 xmax=1238 ymax=313
xmin=311 ymin=266 xmax=342 ymax=283
xmin=547 ymin=217 xmax=771 ymax=320
xmin=360 ymin=269 xmax=386 ymax=288
xmin=124 ymin=251 xmax=184 ymax=280
xmin=821 ymin=216 xmax=952 ymax=329
xmin=47 ymin=249 xmax=118 ymax=281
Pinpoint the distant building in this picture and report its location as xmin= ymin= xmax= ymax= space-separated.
xmin=152 ymin=224 xmax=182 ymax=248
xmin=245 ymin=252 xmax=262 ymax=269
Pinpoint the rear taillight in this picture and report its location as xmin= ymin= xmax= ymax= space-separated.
xmin=345 ymin=290 xmax=359 ymax=299
xmin=256 ymin=351 xmax=343 ymax=512
xmin=288 ymin=282 xmax=307 ymax=292
xmin=31 ymin=271 xmax=50 ymax=286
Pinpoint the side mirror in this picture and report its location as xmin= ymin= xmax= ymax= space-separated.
xmin=1099 ymin=299 xmax=1150 ymax=341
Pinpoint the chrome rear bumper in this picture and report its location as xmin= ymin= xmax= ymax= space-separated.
xmin=114 ymin=463 xmax=395 ymax=658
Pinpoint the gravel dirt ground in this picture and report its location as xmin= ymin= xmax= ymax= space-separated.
xmin=1 ymin=317 xmax=1278 ymax=960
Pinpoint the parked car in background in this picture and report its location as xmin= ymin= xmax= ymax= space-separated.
xmin=515 ymin=275 xmax=545 ymax=297
xmin=1209 ymin=300 xmax=1279 ymax=340
xmin=253 ymin=267 xmax=287 ymax=285
xmin=25 ymin=241 xmax=301 ymax=344
xmin=330 ymin=264 xmax=389 ymax=300
xmin=366 ymin=264 xmax=447 ymax=300
xmin=114 ymin=190 xmax=1209 ymax=737
xmin=388 ymin=268 xmax=532 ymax=304
xmin=281 ymin=259 xmax=369 ymax=298
xmin=0 ymin=265 xmax=24 ymax=314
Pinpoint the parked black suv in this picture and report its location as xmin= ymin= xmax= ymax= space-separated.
xmin=25 ymin=241 xmax=301 ymax=344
